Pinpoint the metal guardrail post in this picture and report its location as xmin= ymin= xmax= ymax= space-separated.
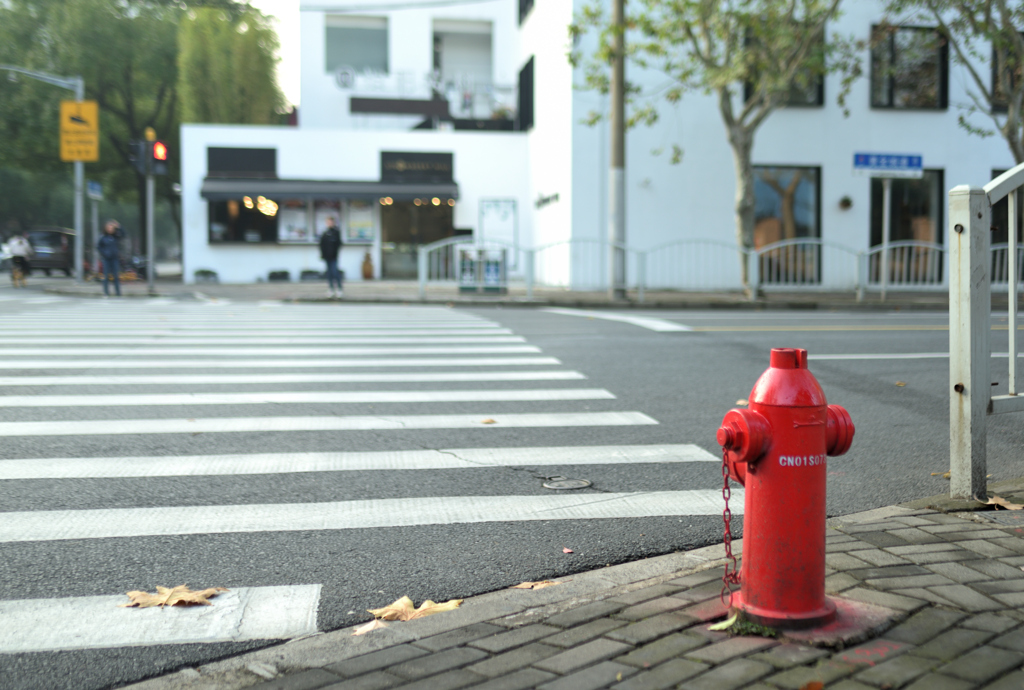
xmin=856 ymin=252 xmax=865 ymax=302
xmin=949 ymin=185 xmax=990 ymax=500
xmin=637 ymin=252 xmax=646 ymax=304
xmin=747 ymin=249 xmax=760 ymax=297
xmin=417 ymin=246 xmax=427 ymax=300
xmin=525 ymin=249 xmax=534 ymax=301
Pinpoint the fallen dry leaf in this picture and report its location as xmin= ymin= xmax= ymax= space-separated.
xmin=895 ymin=381 xmax=907 ymax=387
xmin=511 ymin=580 xmax=564 ymax=590
xmin=563 ymin=547 xmax=573 ymax=554
xmin=121 ymin=585 xmax=227 ymax=608
xmin=708 ymin=613 xmax=738 ymax=631
xmin=481 ymin=418 xmax=497 ymax=424
xmin=352 ymin=619 xmax=388 ymax=636
xmin=367 ymin=595 xmax=463 ymax=621
xmin=735 ymin=399 xmax=749 ymax=406
xmin=987 ymin=495 xmax=1024 ymax=510
xmin=799 ymin=683 xmax=824 ymax=690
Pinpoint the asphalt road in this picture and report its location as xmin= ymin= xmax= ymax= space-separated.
xmin=0 ymin=289 xmax=1017 ymax=690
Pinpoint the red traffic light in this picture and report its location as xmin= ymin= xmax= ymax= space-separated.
xmin=152 ymin=141 xmax=168 ymax=161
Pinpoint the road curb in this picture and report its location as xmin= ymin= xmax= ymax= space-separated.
xmin=122 ymin=543 xmax=735 ymax=689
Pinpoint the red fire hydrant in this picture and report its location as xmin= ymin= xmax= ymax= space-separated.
xmin=717 ymin=348 xmax=854 ymax=629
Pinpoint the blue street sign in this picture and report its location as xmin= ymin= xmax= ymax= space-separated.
xmin=853 ymin=153 xmax=923 ymax=178
xmin=86 ymin=180 xmax=103 ymax=201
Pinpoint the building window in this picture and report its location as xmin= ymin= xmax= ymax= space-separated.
xmin=869 ymin=170 xmax=944 ymax=284
xmin=209 ymin=197 xmax=279 ymax=244
xmin=871 ymin=25 xmax=948 ymax=109
xmin=991 ymin=41 xmax=1023 ymax=113
xmin=518 ymin=0 xmax=533 ymax=25
xmin=517 ymin=57 xmax=534 ymax=132
xmin=744 ymin=29 xmax=825 ymax=108
xmin=754 ymin=166 xmax=821 ymax=284
xmin=433 ymin=20 xmax=493 ymax=119
xmin=325 ymin=16 xmax=388 ymax=74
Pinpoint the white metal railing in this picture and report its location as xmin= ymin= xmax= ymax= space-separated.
xmin=949 ymin=162 xmax=1024 ymax=500
xmin=752 ymin=238 xmax=863 ymax=294
xmin=636 ymin=239 xmax=742 ymax=299
xmin=990 ymin=243 xmax=1024 ymax=287
xmin=865 ymin=241 xmax=946 ymax=293
xmin=416 ymin=234 xmax=1014 ymax=306
xmin=417 ymin=235 xmax=473 ymax=298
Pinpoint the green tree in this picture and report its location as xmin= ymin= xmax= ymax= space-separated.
xmin=886 ymin=0 xmax=1024 ymax=164
xmin=0 ymin=0 xmax=181 ymax=250
xmin=178 ymin=6 xmax=284 ymax=124
xmin=571 ymin=0 xmax=861 ymax=290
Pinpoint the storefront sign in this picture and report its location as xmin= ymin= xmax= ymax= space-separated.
xmin=381 ymin=152 xmax=453 ymax=184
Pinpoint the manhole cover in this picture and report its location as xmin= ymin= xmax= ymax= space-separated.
xmin=542 ymin=476 xmax=592 ymax=490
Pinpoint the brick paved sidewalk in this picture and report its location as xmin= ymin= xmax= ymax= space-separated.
xmin=128 ymin=501 xmax=1024 ymax=690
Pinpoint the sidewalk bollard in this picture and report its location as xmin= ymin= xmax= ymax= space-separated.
xmin=717 ymin=347 xmax=855 ymax=629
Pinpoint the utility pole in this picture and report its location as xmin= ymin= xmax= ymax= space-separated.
xmin=0 ymin=65 xmax=87 ymax=283
xmin=144 ymin=127 xmax=157 ymax=296
xmin=608 ymin=0 xmax=626 ymax=300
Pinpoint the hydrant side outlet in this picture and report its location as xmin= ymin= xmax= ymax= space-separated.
xmin=717 ymin=348 xmax=855 ymax=630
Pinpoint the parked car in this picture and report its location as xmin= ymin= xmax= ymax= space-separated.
xmin=26 ymin=227 xmax=75 ymax=276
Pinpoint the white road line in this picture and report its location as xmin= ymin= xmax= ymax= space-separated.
xmin=0 ymin=411 xmax=657 ymax=437
xmin=0 ymin=388 xmax=616 ymax=408
xmin=0 ymin=585 xmax=321 ymax=653
xmin=543 ymin=308 xmax=693 ymax=332
xmin=0 ymin=345 xmax=541 ymax=356
xmin=0 ymin=336 xmax=526 ymax=345
xmin=0 ymin=444 xmax=716 ymax=479
xmin=0 ymin=357 xmax=562 ymax=369
xmin=808 ymin=352 xmax=1024 ymax=361
xmin=0 ymin=371 xmax=586 ymax=386
xmin=3 ymin=329 xmax=515 ymax=337
xmin=0 ymin=491 xmax=736 ymax=543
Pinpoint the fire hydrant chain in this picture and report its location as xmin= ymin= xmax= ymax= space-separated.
xmin=720 ymin=448 xmax=740 ymax=607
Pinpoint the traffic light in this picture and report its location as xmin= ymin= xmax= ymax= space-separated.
xmin=128 ymin=139 xmax=148 ymax=175
xmin=151 ymin=140 xmax=168 ymax=176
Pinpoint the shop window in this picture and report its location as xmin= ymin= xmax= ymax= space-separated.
xmin=278 ymin=199 xmax=313 ymax=243
xmin=871 ymin=25 xmax=948 ymax=109
xmin=209 ymin=197 xmax=279 ymax=244
xmin=325 ymin=16 xmax=388 ymax=74
xmin=869 ymin=170 xmax=944 ymax=284
xmin=753 ymin=166 xmax=821 ymax=284
xmin=517 ymin=57 xmax=534 ymax=132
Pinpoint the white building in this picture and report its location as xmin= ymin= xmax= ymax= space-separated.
xmin=181 ymin=0 xmax=1018 ymax=290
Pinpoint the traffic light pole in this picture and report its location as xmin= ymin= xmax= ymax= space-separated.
xmin=146 ymin=173 xmax=155 ymax=295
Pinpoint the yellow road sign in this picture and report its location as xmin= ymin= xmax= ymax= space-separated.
xmin=60 ymin=100 xmax=99 ymax=162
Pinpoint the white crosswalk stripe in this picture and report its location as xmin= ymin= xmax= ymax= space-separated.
xmin=0 ymin=303 xmax=726 ymax=658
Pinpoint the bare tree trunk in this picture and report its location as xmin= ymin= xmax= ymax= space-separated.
xmin=729 ymin=126 xmax=755 ymax=296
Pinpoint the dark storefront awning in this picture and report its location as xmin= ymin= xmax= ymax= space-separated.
xmin=200 ymin=178 xmax=459 ymax=202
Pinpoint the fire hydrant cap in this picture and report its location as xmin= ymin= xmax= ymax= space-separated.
xmin=750 ymin=348 xmax=827 ymax=407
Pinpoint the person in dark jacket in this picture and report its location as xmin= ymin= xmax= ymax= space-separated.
xmin=319 ymin=216 xmax=343 ymax=298
xmin=97 ymin=220 xmax=123 ymax=297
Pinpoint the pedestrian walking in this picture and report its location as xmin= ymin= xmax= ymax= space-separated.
xmin=319 ymin=216 xmax=343 ymax=298
xmin=97 ymin=220 xmax=123 ymax=297
xmin=8 ymin=232 xmax=33 ymax=288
